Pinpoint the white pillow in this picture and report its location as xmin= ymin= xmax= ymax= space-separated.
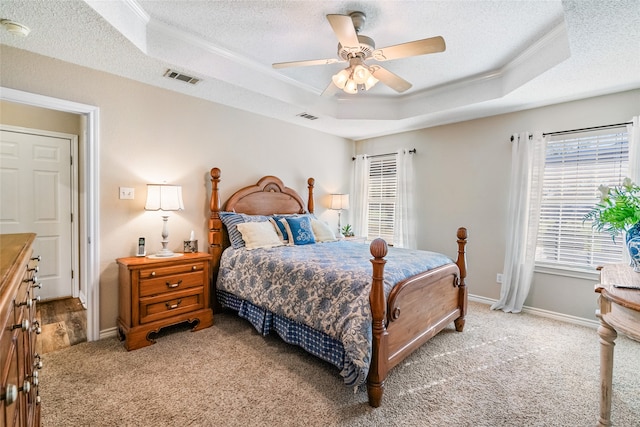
xmin=235 ymin=221 xmax=284 ymax=250
xmin=311 ymin=218 xmax=337 ymax=242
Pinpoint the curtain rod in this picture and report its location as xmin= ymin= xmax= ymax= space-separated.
xmin=352 ymin=148 xmax=416 ymax=161
xmin=542 ymin=121 xmax=632 ymax=137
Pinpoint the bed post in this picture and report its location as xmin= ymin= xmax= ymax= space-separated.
xmin=208 ymin=168 xmax=223 ymax=290
xmin=367 ymin=238 xmax=389 ymax=408
xmin=454 ymin=227 xmax=468 ymax=332
xmin=307 ymin=177 xmax=315 ymax=214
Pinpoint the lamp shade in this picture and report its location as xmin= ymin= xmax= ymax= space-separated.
xmin=144 ymin=184 xmax=184 ymax=211
xmin=330 ymin=194 xmax=350 ymax=210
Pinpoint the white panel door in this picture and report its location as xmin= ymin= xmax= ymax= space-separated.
xmin=0 ymin=128 xmax=74 ymax=300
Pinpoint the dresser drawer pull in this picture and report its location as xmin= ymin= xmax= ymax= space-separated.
xmin=1 ymin=384 xmax=17 ymax=405
xmin=192 ymin=265 xmax=197 ymax=271
xmin=165 ymin=299 xmax=182 ymax=310
xmin=11 ymin=319 xmax=30 ymax=331
xmin=31 ymin=255 xmax=42 ymax=262
xmin=166 ymin=280 xmax=183 ymax=289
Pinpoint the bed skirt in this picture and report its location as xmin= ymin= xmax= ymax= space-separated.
xmin=217 ymin=289 xmax=366 ymax=386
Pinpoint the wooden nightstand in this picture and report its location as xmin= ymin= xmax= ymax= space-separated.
xmin=116 ymin=252 xmax=213 ymax=350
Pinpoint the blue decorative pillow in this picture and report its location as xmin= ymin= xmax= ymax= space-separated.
xmin=219 ymin=212 xmax=269 ymax=249
xmin=280 ymin=215 xmax=316 ymax=245
xmin=270 ymin=215 xmax=289 ymax=242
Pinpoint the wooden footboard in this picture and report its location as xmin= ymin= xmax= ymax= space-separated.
xmin=367 ymin=228 xmax=467 ymax=407
xmin=208 ymin=168 xmax=468 ymax=408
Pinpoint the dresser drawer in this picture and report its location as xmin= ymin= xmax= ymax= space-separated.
xmin=139 ymin=271 xmax=203 ymax=297
xmin=139 ymin=287 xmax=204 ymax=324
xmin=138 ymin=261 xmax=205 ymax=280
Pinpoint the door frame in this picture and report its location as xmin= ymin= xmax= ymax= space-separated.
xmin=0 ymin=124 xmax=80 ymax=300
xmin=1 ymin=87 xmax=101 ymax=342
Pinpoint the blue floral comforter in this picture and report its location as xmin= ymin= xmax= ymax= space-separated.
xmin=216 ymin=240 xmax=453 ymax=385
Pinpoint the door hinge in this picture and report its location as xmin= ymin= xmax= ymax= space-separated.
xmin=70 ymin=155 xmax=73 ymax=166
xmin=71 ymin=213 xmax=73 ymax=223
xmin=71 ymin=270 xmax=74 ymax=279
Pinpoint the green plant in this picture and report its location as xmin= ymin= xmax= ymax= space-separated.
xmin=341 ymin=224 xmax=354 ymax=237
xmin=584 ymin=177 xmax=640 ymax=239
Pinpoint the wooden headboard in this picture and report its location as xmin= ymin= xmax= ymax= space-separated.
xmin=207 ymin=167 xmax=315 ymax=283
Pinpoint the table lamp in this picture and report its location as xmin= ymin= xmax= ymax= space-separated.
xmin=330 ymin=193 xmax=350 ymax=237
xmin=145 ymin=184 xmax=184 ymax=257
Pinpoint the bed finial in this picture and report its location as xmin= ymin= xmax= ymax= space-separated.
xmin=368 ymin=237 xmax=389 ymax=407
xmin=307 ymin=177 xmax=315 ymax=214
xmin=210 ymin=168 xmax=221 ymax=213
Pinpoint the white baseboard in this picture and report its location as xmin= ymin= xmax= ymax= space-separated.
xmin=468 ymin=294 xmax=599 ymax=329
xmin=99 ymin=327 xmax=119 ymax=340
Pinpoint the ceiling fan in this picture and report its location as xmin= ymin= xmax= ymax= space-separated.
xmin=272 ymin=11 xmax=446 ymax=95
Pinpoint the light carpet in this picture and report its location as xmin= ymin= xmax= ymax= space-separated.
xmin=39 ymin=301 xmax=639 ymax=426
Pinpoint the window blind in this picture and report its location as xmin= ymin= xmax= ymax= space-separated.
xmin=536 ymin=128 xmax=629 ymax=270
xmin=367 ymin=155 xmax=397 ymax=244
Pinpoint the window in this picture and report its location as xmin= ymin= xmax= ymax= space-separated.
xmin=367 ymin=155 xmax=397 ymax=244
xmin=535 ymin=128 xmax=630 ymax=271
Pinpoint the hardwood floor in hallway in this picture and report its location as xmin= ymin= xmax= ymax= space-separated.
xmin=36 ymin=297 xmax=87 ymax=354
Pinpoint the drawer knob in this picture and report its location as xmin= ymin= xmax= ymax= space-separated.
xmin=150 ymin=271 xmax=156 ymax=277
xmin=24 ymin=275 xmax=38 ymax=284
xmin=166 ymin=280 xmax=183 ymax=289
xmin=30 ymin=372 xmax=39 ymax=387
xmin=192 ymin=265 xmax=197 ymax=271
xmin=32 ymin=282 xmax=42 ymax=289
xmin=27 ymin=265 xmax=39 ymax=273
xmin=1 ymin=384 xmax=18 ymax=405
xmin=36 ymin=394 xmax=41 ymax=405
xmin=19 ymin=380 xmax=30 ymax=394
xmin=32 ymin=320 xmax=42 ymax=335
xmin=31 ymin=255 xmax=42 ymax=262
xmin=34 ymin=353 xmax=43 ymax=370
xmin=165 ymin=299 xmax=182 ymax=310
xmin=11 ymin=319 xmax=30 ymax=331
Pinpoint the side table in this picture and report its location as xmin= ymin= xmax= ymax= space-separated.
xmin=595 ymin=263 xmax=640 ymax=426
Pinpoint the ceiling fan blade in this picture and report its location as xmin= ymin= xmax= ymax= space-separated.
xmin=371 ymin=66 xmax=412 ymax=93
xmin=326 ymin=14 xmax=360 ymax=49
xmin=273 ymin=58 xmax=343 ymax=69
xmin=372 ymin=36 xmax=446 ymax=61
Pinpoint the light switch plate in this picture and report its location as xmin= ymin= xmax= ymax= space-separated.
xmin=119 ymin=187 xmax=134 ymax=200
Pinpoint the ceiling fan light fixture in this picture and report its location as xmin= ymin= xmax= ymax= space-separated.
xmin=331 ymin=69 xmax=350 ymax=89
xmin=344 ymin=79 xmax=358 ymax=94
xmin=364 ymin=73 xmax=379 ymax=90
xmin=352 ymin=64 xmax=370 ymax=84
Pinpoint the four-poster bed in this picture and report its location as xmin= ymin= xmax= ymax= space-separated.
xmin=207 ymin=167 xmax=468 ymax=407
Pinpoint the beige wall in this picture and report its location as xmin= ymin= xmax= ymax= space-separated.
xmin=1 ymin=46 xmax=353 ymax=332
xmin=357 ymin=88 xmax=640 ymax=321
xmin=3 ymin=44 xmax=638 ymax=329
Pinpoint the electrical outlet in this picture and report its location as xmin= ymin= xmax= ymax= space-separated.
xmin=119 ymin=187 xmax=134 ymax=200
xmin=496 ymin=273 xmax=503 ymax=284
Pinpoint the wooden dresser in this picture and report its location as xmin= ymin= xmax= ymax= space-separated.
xmin=0 ymin=233 xmax=42 ymax=427
xmin=116 ymin=253 xmax=214 ymax=350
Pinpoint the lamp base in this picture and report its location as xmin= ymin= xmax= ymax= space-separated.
xmin=154 ymin=248 xmax=177 ymax=257
xmin=147 ymin=252 xmax=184 ymax=259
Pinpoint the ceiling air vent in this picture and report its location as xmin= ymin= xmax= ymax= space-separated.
xmin=164 ymin=69 xmax=200 ymax=85
xmin=296 ymin=112 xmax=319 ymax=121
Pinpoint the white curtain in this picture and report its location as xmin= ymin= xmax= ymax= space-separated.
xmin=492 ymin=132 xmax=546 ymax=313
xmin=628 ymin=116 xmax=640 ymax=183
xmin=394 ymin=149 xmax=416 ymax=249
xmin=351 ymin=154 xmax=369 ymax=238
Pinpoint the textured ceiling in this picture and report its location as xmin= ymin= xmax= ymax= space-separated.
xmin=1 ymin=0 xmax=639 ymax=140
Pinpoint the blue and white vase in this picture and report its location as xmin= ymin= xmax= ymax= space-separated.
xmin=625 ymin=222 xmax=640 ymax=272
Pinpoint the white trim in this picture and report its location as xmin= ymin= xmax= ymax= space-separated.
xmin=99 ymin=327 xmax=119 ymax=340
xmin=0 ymin=87 xmax=101 ymax=342
xmin=469 ymin=294 xmax=599 ymax=329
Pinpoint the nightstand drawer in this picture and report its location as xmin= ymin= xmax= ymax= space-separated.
xmin=139 ymin=271 xmax=203 ymax=297
xmin=138 ymin=261 xmax=205 ymax=280
xmin=139 ymin=287 xmax=204 ymax=324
